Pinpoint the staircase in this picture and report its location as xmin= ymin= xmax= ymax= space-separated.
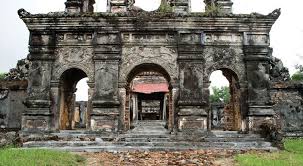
xmin=22 ymin=121 xmax=278 ymax=152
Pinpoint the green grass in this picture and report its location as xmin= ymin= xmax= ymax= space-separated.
xmin=236 ymin=139 xmax=303 ymax=166
xmin=0 ymin=148 xmax=85 ymax=166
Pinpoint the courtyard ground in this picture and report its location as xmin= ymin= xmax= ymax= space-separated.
xmin=0 ymin=139 xmax=302 ymax=166
xmin=79 ymin=149 xmax=238 ymax=166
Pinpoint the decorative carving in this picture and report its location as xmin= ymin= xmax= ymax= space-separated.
xmin=120 ymin=46 xmax=178 ymax=83
xmin=53 ymin=47 xmax=94 ymax=81
xmin=57 ymin=33 xmax=93 ymax=43
xmin=0 ymin=90 xmax=9 ymax=100
xmin=95 ymin=62 xmax=118 ymax=98
xmin=270 ymin=56 xmax=290 ymax=82
xmin=17 ymin=8 xmax=31 ymax=17
xmin=4 ymin=59 xmax=30 ymax=81
xmin=268 ymin=8 xmax=281 ymax=18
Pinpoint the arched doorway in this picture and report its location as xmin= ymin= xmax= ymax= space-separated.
xmin=58 ymin=68 xmax=90 ymax=130
xmin=208 ymin=68 xmax=242 ymax=131
xmin=124 ymin=64 xmax=173 ymax=131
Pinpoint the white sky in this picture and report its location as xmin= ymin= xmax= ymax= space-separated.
xmin=0 ymin=0 xmax=302 ymax=100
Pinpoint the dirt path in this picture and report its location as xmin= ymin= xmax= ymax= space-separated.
xmin=78 ymin=149 xmax=239 ymax=166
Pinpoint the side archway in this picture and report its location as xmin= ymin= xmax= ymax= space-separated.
xmin=57 ymin=68 xmax=91 ymax=130
xmin=208 ymin=67 xmax=246 ymax=131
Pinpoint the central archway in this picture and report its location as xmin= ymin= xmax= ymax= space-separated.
xmin=124 ymin=63 xmax=174 ymax=131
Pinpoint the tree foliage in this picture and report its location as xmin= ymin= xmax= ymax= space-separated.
xmin=291 ymin=65 xmax=303 ymax=81
xmin=209 ymin=86 xmax=230 ymax=104
xmin=158 ymin=0 xmax=173 ymax=12
xmin=205 ymin=3 xmax=221 ymax=16
xmin=0 ymin=73 xmax=6 ymax=80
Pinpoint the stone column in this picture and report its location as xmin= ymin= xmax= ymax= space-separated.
xmin=171 ymin=0 xmax=190 ymax=14
xmin=216 ymin=0 xmax=233 ymax=14
xmin=91 ymin=32 xmax=121 ymax=132
xmin=177 ymin=31 xmax=207 ymax=132
xmin=131 ymin=93 xmax=138 ymax=122
xmin=87 ymin=82 xmax=95 ymax=129
xmin=50 ymin=81 xmax=60 ymax=131
xmin=118 ymin=86 xmax=127 ymax=131
xmin=108 ymin=0 xmax=128 ymax=13
xmin=23 ymin=32 xmax=55 ymax=132
xmin=65 ymin=0 xmax=83 ymax=13
xmin=162 ymin=94 xmax=167 ymax=121
xmin=134 ymin=93 xmax=138 ymax=121
xmin=243 ymin=32 xmax=275 ymax=132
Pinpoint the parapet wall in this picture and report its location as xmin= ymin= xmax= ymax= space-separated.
xmin=0 ymin=80 xmax=28 ymax=130
xmin=271 ymin=82 xmax=303 ymax=137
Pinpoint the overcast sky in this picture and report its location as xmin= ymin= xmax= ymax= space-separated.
xmin=0 ymin=0 xmax=302 ymax=100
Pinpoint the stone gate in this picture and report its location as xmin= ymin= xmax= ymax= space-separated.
xmin=18 ymin=0 xmax=283 ymax=134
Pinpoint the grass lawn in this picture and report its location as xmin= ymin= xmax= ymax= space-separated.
xmin=236 ymin=139 xmax=303 ymax=166
xmin=0 ymin=148 xmax=85 ymax=166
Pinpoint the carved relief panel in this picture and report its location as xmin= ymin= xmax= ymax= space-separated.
xmin=120 ymin=45 xmax=178 ymax=84
xmin=94 ymin=61 xmax=119 ymax=101
xmin=53 ymin=47 xmax=94 ymax=81
xmin=179 ymin=62 xmax=204 ymax=103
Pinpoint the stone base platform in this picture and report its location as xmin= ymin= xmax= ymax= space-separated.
xmin=22 ymin=121 xmax=278 ymax=152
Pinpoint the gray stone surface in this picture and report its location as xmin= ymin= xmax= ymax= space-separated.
xmin=22 ymin=122 xmax=277 ymax=152
xmin=0 ymin=81 xmax=27 ymax=129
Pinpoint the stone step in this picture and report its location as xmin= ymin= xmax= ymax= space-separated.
xmin=120 ymin=141 xmax=273 ymax=148
xmin=134 ymin=120 xmax=166 ymax=125
xmin=23 ymin=140 xmax=273 ymax=149
xmin=204 ymin=137 xmax=265 ymax=142
xmin=23 ymin=141 xmax=108 ymax=148
xmin=124 ymin=137 xmax=171 ymax=142
xmin=210 ymin=132 xmax=262 ymax=138
xmin=119 ymin=134 xmax=170 ymax=139
xmin=50 ymin=133 xmax=116 ymax=141
xmin=23 ymin=141 xmax=277 ymax=152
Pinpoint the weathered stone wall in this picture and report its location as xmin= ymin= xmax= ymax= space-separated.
xmin=18 ymin=0 xmax=281 ymax=133
xmin=271 ymin=82 xmax=303 ymax=137
xmin=0 ymin=81 xmax=27 ymax=129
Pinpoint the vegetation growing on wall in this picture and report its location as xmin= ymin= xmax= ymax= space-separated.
xmin=210 ymin=86 xmax=230 ymax=104
xmin=158 ymin=0 xmax=173 ymax=12
xmin=291 ymin=65 xmax=303 ymax=81
xmin=205 ymin=2 xmax=221 ymax=16
xmin=158 ymin=4 xmax=173 ymax=12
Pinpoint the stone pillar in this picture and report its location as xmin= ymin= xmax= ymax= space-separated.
xmin=177 ymin=31 xmax=207 ymax=132
xmin=216 ymin=0 xmax=233 ymax=14
xmin=243 ymin=32 xmax=275 ymax=132
xmin=65 ymin=0 xmax=83 ymax=13
xmin=91 ymin=32 xmax=121 ymax=132
xmin=131 ymin=93 xmax=138 ymax=122
xmin=23 ymin=32 xmax=55 ymax=132
xmin=108 ymin=0 xmax=128 ymax=13
xmin=50 ymin=81 xmax=60 ymax=131
xmin=172 ymin=0 xmax=190 ymax=14
xmin=82 ymin=0 xmax=95 ymax=13
xmin=163 ymin=94 xmax=167 ymax=120
xmin=118 ymin=86 xmax=127 ymax=131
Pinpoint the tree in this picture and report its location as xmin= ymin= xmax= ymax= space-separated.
xmin=291 ymin=65 xmax=303 ymax=81
xmin=0 ymin=73 xmax=6 ymax=80
xmin=209 ymin=86 xmax=230 ymax=104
